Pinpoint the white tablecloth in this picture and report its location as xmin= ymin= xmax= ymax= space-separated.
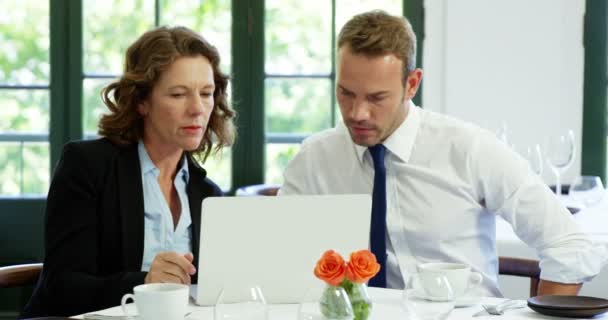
xmin=76 ymin=193 xmax=608 ymax=318
xmin=78 ymin=287 xmax=605 ymax=319
xmin=497 ymin=193 xmax=608 ymax=299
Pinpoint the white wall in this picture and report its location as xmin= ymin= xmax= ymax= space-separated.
xmin=422 ymin=0 xmax=585 ymax=184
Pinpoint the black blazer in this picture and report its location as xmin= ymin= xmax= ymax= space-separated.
xmin=21 ymin=138 xmax=222 ymax=318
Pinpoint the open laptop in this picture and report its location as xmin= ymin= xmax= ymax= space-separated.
xmin=192 ymin=194 xmax=371 ymax=305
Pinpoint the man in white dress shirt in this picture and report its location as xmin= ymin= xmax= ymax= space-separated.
xmin=280 ymin=10 xmax=605 ymax=296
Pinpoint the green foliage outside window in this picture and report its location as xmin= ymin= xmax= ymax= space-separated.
xmin=0 ymin=0 xmax=402 ymax=195
xmin=0 ymin=1 xmax=50 ymax=196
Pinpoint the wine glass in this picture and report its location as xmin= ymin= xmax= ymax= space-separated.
xmin=569 ymin=175 xmax=605 ymax=207
xmin=496 ymin=122 xmax=517 ymax=149
xmin=214 ymin=284 xmax=268 ymax=320
xmin=402 ymin=273 xmax=454 ymax=320
xmin=525 ymin=144 xmax=543 ymax=175
xmin=496 ymin=122 xmax=509 ymax=146
xmin=298 ymin=285 xmax=354 ymax=320
xmin=546 ymin=130 xmax=575 ymax=195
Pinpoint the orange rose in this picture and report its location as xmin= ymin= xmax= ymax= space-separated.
xmin=314 ymin=250 xmax=346 ymax=286
xmin=345 ymin=250 xmax=381 ymax=283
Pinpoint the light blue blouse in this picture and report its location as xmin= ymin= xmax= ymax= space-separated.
xmin=138 ymin=141 xmax=193 ymax=271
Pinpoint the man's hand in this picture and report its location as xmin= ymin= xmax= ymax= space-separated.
xmin=145 ymin=252 xmax=196 ymax=284
xmin=537 ymin=279 xmax=582 ymax=295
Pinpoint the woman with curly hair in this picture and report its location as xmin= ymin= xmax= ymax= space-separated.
xmin=22 ymin=26 xmax=235 ymax=318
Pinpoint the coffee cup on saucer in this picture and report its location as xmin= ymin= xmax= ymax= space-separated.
xmin=417 ymin=262 xmax=482 ymax=300
xmin=121 ymin=283 xmax=189 ymax=320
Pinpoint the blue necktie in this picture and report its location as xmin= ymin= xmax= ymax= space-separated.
xmin=368 ymin=144 xmax=387 ymax=288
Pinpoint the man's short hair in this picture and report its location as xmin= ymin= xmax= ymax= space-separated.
xmin=338 ymin=10 xmax=417 ymax=83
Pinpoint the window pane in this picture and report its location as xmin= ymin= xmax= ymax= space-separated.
xmin=198 ymin=147 xmax=232 ymax=191
xmin=334 ymin=100 xmax=343 ymax=127
xmin=83 ymin=78 xmax=115 ymax=135
xmin=336 ymin=1 xmax=402 ymax=33
xmin=0 ymin=1 xmax=49 ymax=85
xmin=0 ymin=142 xmax=49 ymax=196
xmin=22 ymin=142 xmax=50 ymax=195
xmin=265 ymin=78 xmax=332 ymax=134
xmin=159 ymin=0 xmax=232 ymax=72
xmin=83 ymin=0 xmax=155 ymax=75
xmin=0 ymin=89 xmax=49 ymax=133
xmin=0 ymin=1 xmax=50 ymax=197
xmin=0 ymin=143 xmax=21 ymax=196
xmin=184 ymin=83 xmax=232 ymax=190
xmin=265 ymin=0 xmax=332 ymax=75
xmin=266 ymin=144 xmax=300 ymax=184
xmin=162 ymin=2 xmax=234 ymax=190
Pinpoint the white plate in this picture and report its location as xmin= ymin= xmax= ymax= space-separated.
xmin=409 ymin=289 xmax=480 ymax=308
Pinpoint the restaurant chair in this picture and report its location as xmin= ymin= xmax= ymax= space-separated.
xmin=498 ymin=256 xmax=540 ymax=297
xmin=235 ymin=184 xmax=280 ymax=196
xmin=0 ymin=263 xmax=42 ymax=317
xmin=0 ymin=263 xmax=42 ymax=289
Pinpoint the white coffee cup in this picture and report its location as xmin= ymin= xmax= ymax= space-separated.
xmin=121 ymin=283 xmax=189 ymax=320
xmin=417 ymin=262 xmax=482 ymax=298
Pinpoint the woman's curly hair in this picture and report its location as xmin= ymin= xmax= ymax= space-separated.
xmin=98 ymin=26 xmax=236 ymax=161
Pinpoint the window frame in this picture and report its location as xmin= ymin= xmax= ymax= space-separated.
xmin=0 ymin=0 xmax=604 ymax=199
xmin=239 ymin=0 xmax=424 ymax=188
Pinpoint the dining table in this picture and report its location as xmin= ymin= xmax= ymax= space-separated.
xmin=64 ymin=285 xmax=606 ymax=320
xmin=497 ymin=192 xmax=608 ymax=299
xmin=26 ymin=192 xmax=608 ymax=320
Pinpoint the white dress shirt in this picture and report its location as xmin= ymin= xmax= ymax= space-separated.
xmin=138 ymin=141 xmax=193 ymax=271
xmin=280 ymin=104 xmax=606 ymax=296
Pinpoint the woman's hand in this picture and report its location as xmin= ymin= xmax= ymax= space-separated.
xmin=145 ymin=252 xmax=196 ymax=284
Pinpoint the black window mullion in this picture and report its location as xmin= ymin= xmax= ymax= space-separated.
xmin=50 ymin=0 xmax=82 ymax=168
xmin=82 ymin=73 xmax=120 ymax=79
xmin=155 ymin=0 xmax=161 ymax=27
xmin=404 ymin=0 xmax=424 ymax=107
xmin=582 ymin=0 xmax=607 ymax=179
xmin=330 ymin=0 xmax=337 ymax=126
xmin=0 ymin=85 xmax=49 ymax=90
xmin=266 ymin=133 xmax=307 ymax=144
xmin=69 ymin=0 xmax=83 ymax=144
xmin=265 ymin=74 xmax=331 ymax=78
xmin=231 ymin=0 xmax=266 ymax=192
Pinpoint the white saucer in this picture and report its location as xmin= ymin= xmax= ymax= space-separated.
xmin=453 ymin=295 xmax=480 ymax=308
xmin=409 ymin=289 xmax=480 ymax=308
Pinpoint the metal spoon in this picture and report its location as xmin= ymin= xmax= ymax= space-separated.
xmin=473 ymin=299 xmax=525 ymax=316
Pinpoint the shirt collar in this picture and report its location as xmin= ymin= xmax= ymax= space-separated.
xmin=352 ymin=101 xmax=421 ymax=164
xmin=178 ymin=155 xmax=190 ymax=183
xmin=137 ymin=140 xmax=190 ymax=182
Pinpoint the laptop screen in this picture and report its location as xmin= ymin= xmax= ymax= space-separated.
xmin=194 ymin=194 xmax=371 ymax=305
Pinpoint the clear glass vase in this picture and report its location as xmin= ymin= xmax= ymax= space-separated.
xmin=321 ymin=279 xmax=372 ymax=320
xmin=340 ymin=281 xmax=372 ymax=320
xmin=318 ymin=285 xmax=354 ymax=320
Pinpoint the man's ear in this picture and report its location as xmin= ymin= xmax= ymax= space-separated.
xmin=405 ymin=68 xmax=423 ymax=100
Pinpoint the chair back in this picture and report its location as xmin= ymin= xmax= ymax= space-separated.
xmin=498 ymin=256 xmax=540 ymax=297
xmin=0 ymin=263 xmax=42 ymax=288
xmin=235 ymin=184 xmax=280 ymax=196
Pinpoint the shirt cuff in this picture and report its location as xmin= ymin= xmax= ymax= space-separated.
xmin=538 ymin=242 xmax=608 ymax=283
